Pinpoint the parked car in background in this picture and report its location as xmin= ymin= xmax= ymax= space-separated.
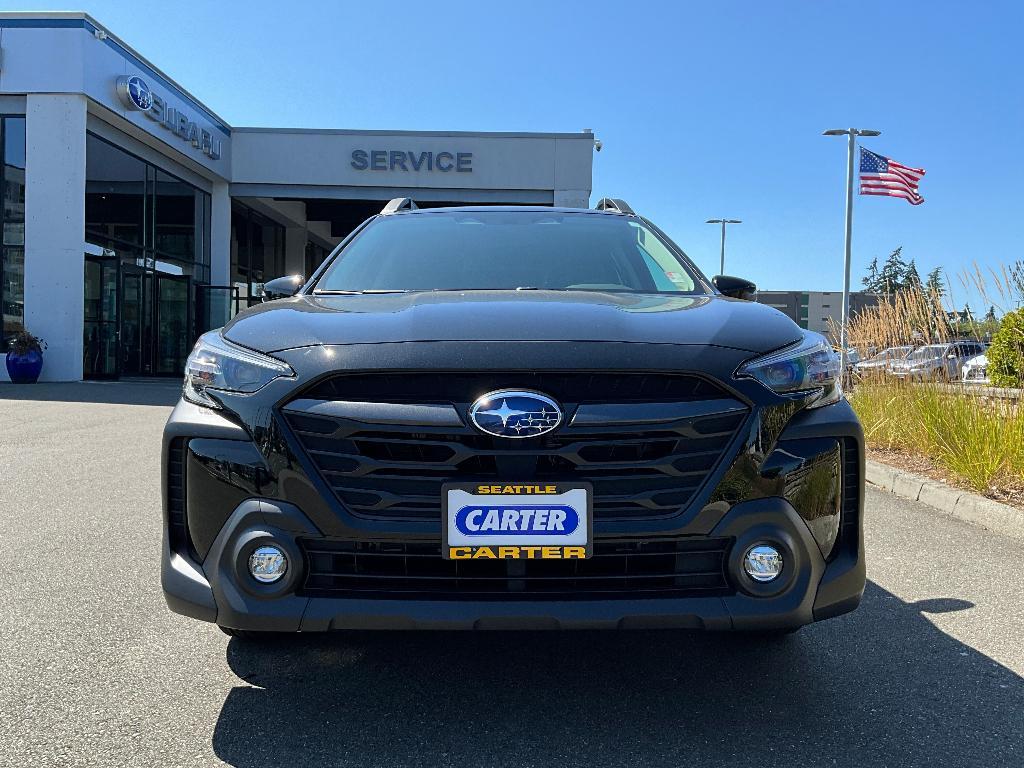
xmin=854 ymin=345 xmax=914 ymax=376
xmin=889 ymin=341 xmax=987 ymax=381
xmin=961 ymin=353 xmax=990 ymax=384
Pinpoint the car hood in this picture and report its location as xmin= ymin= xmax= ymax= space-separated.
xmin=222 ymin=291 xmax=803 ymax=355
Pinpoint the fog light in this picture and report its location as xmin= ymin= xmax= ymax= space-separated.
xmin=743 ymin=544 xmax=783 ymax=582
xmin=248 ymin=545 xmax=288 ymax=584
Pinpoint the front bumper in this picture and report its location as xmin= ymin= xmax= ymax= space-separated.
xmin=161 ymin=388 xmax=866 ymax=632
xmin=163 ymin=492 xmax=861 ymax=631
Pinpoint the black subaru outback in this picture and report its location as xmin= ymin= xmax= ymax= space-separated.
xmin=162 ymin=199 xmax=864 ymax=637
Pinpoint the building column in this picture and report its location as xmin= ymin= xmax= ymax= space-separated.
xmin=210 ymin=180 xmax=232 ymax=286
xmin=284 ymin=226 xmax=307 ymax=276
xmin=553 ymin=189 xmax=590 ymax=208
xmin=23 ymin=94 xmax=87 ymax=382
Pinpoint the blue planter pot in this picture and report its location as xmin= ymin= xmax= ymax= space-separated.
xmin=6 ymin=349 xmax=43 ymax=383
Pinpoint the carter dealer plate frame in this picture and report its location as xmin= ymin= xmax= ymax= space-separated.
xmin=442 ymin=482 xmax=593 ymax=560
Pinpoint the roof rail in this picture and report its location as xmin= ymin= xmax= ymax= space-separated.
xmin=594 ymin=197 xmax=636 ymax=215
xmin=381 ymin=197 xmax=419 ymax=214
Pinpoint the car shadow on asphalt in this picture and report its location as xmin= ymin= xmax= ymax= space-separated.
xmin=211 ymin=581 xmax=1022 ymax=768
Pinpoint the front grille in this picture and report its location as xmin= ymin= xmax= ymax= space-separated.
xmin=166 ymin=438 xmax=195 ymax=559
xmin=282 ymin=372 xmax=748 ymax=521
xmin=299 ymin=537 xmax=734 ymax=600
xmin=300 ymin=371 xmax=728 ymax=404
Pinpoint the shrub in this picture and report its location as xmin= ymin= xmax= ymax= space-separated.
xmin=988 ymin=309 xmax=1024 ymax=388
xmin=849 ymin=380 xmax=1024 ymax=494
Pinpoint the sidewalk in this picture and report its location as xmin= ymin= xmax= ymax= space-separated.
xmin=866 ymin=459 xmax=1024 ymax=541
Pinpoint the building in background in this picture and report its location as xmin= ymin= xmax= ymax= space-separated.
xmin=0 ymin=12 xmax=595 ymax=381
xmin=756 ymin=290 xmax=880 ymax=337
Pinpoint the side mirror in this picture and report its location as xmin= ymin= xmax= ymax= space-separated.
xmin=261 ymin=274 xmax=305 ymax=302
xmin=713 ymin=275 xmax=758 ymax=301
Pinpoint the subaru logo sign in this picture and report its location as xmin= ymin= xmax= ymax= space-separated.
xmin=114 ymin=75 xmax=222 ymax=160
xmin=117 ymin=75 xmax=153 ymax=111
xmin=469 ymin=390 xmax=562 ymax=438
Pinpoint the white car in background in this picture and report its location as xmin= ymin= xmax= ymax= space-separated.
xmin=855 ymin=345 xmax=914 ymax=375
xmin=961 ymin=353 xmax=990 ymax=384
xmin=889 ymin=341 xmax=987 ymax=381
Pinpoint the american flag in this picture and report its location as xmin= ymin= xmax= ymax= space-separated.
xmin=859 ymin=147 xmax=926 ymax=205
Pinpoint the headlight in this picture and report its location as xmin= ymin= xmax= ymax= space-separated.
xmin=183 ymin=331 xmax=295 ymax=408
xmin=737 ymin=333 xmax=841 ymax=408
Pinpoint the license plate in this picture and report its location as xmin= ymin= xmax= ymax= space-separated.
xmin=442 ymin=482 xmax=592 ymax=560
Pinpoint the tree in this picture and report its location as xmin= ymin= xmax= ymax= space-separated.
xmin=925 ymin=266 xmax=946 ymax=298
xmin=861 ymin=257 xmax=881 ymax=293
xmin=905 ymin=259 xmax=923 ymax=291
xmin=1009 ymin=260 xmax=1024 ymax=304
xmin=878 ymin=247 xmax=907 ymax=294
xmin=985 ymin=305 xmax=997 ymax=323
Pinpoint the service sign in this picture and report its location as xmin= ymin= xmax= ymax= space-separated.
xmin=443 ymin=483 xmax=592 ymax=560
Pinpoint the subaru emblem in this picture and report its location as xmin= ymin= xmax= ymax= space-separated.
xmin=116 ymin=75 xmax=153 ymax=112
xmin=469 ymin=390 xmax=563 ymax=439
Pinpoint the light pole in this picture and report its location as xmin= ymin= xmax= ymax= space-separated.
xmin=706 ymin=218 xmax=742 ymax=275
xmin=822 ymin=127 xmax=880 ymax=373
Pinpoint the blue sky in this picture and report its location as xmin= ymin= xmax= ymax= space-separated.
xmin=4 ymin=0 xmax=1022 ymax=306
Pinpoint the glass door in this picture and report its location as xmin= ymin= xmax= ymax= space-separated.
xmin=83 ymin=256 xmax=119 ymax=379
xmin=154 ymin=273 xmax=191 ymax=375
xmin=120 ymin=265 xmax=147 ymax=376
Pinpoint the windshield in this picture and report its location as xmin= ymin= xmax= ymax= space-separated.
xmin=315 ymin=211 xmax=705 ymax=294
xmin=907 ymin=345 xmax=947 ymax=362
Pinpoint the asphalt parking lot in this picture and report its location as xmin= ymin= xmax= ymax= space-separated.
xmin=1 ymin=382 xmax=1021 ymax=767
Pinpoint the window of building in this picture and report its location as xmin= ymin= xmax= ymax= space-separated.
xmin=230 ymin=202 xmax=285 ymax=311
xmin=155 ymin=170 xmax=211 ymax=280
xmin=305 ymin=240 xmax=328 ymax=277
xmin=83 ymin=133 xmax=211 ymax=377
xmin=1 ymin=116 xmax=26 ymax=344
xmin=85 ymin=133 xmax=210 ymax=282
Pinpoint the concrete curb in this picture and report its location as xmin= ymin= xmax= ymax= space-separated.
xmin=866 ymin=459 xmax=1024 ymax=541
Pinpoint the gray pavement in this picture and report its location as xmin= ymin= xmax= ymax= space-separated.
xmin=1 ymin=382 xmax=1021 ymax=767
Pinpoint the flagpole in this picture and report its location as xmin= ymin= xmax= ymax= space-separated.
xmin=840 ymin=129 xmax=856 ymax=374
xmin=823 ymin=127 xmax=880 ymax=377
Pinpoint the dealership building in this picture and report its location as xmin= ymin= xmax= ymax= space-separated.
xmin=756 ymin=291 xmax=881 ymax=336
xmin=0 ymin=12 xmax=596 ymax=381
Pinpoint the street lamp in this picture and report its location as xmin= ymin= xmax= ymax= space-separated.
xmin=822 ymin=128 xmax=881 ymax=373
xmin=706 ymin=218 xmax=742 ymax=275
